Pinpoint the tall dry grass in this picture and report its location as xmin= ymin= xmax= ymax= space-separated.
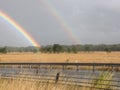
xmin=0 ymin=71 xmax=114 ymax=90
xmin=0 ymin=78 xmax=82 ymax=90
xmin=0 ymin=52 xmax=120 ymax=63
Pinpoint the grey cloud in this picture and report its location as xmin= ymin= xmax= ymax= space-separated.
xmin=0 ymin=0 xmax=120 ymax=46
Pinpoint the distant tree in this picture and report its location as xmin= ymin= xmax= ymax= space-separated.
xmin=85 ymin=46 xmax=90 ymax=52
xmin=40 ymin=47 xmax=47 ymax=53
xmin=71 ymin=47 xmax=78 ymax=53
xmin=32 ymin=48 xmax=38 ymax=53
xmin=44 ymin=46 xmax=53 ymax=53
xmin=104 ymin=48 xmax=111 ymax=53
xmin=53 ymin=44 xmax=62 ymax=53
xmin=67 ymin=48 xmax=72 ymax=53
xmin=0 ymin=47 xmax=7 ymax=54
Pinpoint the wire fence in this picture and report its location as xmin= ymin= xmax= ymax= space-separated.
xmin=0 ymin=63 xmax=120 ymax=90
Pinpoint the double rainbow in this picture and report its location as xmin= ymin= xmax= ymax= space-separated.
xmin=0 ymin=11 xmax=40 ymax=47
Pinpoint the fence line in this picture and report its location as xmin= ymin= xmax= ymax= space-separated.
xmin=0 ymin=62 xmax=120 ymax=89
xmin=0 ymin=72 xmax=120 ymax=90
xmin=0 ymin=62 xmax=120 ymax=72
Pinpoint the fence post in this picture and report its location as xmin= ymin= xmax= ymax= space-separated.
xmin=36 ymin=67 xmax=39 ymax=75
xmin=111 ymin=65 xmax=114 ymax=71
xmin=62 ymin=65 xmax=65 ymax=71
xmin=39 ymin=65 xmax=41 ymax=70
xmin=55 ymin=72 xmax=60 ymax=83
xmin=12 ymin=65 xmax=14 ymax=69
xmin=29 ymin=65 xmax=32 ymax=70
xmin=93 ymin=64 xmax=95 ymax=72
xmin=4 ymin=65 xmax=7 ymax=69
xmin=20 ymin=65 xmax=22 ymax=72
xmin=76 ymin=65 xmax=79 ymax=71
xmin=50 ymin=65 xmax=52 ymax=71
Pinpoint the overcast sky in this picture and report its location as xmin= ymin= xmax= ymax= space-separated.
xmin=0 ymin=0 xmax=120 ymax=46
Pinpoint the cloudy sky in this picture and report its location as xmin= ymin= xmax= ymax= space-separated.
xmin=0 ymin=0 xmax=120 ymax=46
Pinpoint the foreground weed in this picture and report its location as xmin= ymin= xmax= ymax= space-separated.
xmin=91 ymin=71 xmax=113 ymax=90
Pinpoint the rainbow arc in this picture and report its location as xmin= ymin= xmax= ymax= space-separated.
xmin=0 ymin=11 xmax=40 ymax=47
xmin=41 ymin=0 xmax=80 ymax=44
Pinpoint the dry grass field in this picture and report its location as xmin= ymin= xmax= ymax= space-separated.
xmin=0 ymin=52 xmax=118 ymax=90
xmin=0 ymin=52 xmax=120 ymax=63
xmin=0 ymin=78 xmax=93 ymax=90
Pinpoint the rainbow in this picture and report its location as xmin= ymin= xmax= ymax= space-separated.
xmin=0 ymin=10 xmax=40 ymax=47
xmin=41 ymin=0 xmax=80 ymax=44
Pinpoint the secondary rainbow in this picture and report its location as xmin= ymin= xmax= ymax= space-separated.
xmin=0 ymin=11 xmax=40 ymax=47
xmin=41 ymin=0 xmax=80 ymax=44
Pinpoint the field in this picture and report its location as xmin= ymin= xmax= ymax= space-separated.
xmin=0 ymin=52 xmax=119 ymax=90
xmin=0 ymin=52 xmax=120 ymax=63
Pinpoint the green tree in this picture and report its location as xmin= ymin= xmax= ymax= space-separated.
xmin=71 ymin=47 xmax=78 ymax=53
xmin=104 ymin=48 xmax=111 ymax=53
xmin=85 ymin=46 xmax=90 ymax=52
xmin=67 ymin=48 xmax=72 ymax=53
xmin=0 ymin=47 xmax=7 ymax=54
xmin=53 ymin=44 xmax=62 ymax=53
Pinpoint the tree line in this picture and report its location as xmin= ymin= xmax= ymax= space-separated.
xmin=0 ymin=44 xmax=120 ymax=53
xmin=40 ymin=44 xmax=120 ymax=53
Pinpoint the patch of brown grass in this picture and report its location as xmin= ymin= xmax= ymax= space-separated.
xmin=0 ymin=52 xmax=120 ymax=63
xmin=0 ymin=78 xmax=82 ymax=90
